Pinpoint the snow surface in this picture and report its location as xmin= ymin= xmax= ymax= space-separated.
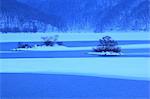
xmin=0 ymin=32 xmax=150 ymax=81
xmin=10 ymin=44 xmax=150 ymax=51
xmin=88 ymin=52 xmax=122 ymax=56
xmin=0 ymin=32 xmax=150 ymax=42
xmin=0 ymin=58 xmax=150 ymax=81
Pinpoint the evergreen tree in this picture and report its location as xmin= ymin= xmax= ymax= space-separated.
xmin=93 ymin=36 xmax=121 ymax=53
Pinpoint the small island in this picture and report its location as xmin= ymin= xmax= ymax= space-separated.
xmin=88 ymin=36 xmax=122 ymax=56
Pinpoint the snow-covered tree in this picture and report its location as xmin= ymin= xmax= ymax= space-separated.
xmin=41 ymin=35 xmax=59 ymax=46
xmin=93 ymin=36 xmax=121 ymax=53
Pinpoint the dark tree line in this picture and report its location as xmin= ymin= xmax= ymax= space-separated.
xmin=0 ymin=16 xmax=58 ymax=33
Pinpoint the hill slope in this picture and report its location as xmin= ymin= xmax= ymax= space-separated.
xmin=1 ymin=0 xmax=150 ymax=33
xmin=18 ymin=0 xmax=150 ymax=32
xmin=0 ymin=0 xmax=65 ymax=33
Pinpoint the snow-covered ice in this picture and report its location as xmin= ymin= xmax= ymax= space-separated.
xmin=0 ymin=32 xmax=150 ymax=81
xmin=8 ymin=41 xmax=150 ymax=51
xmin=0 ymin=32 xmax=150 ymax=42
xmin=0 ymin=57 xmax=150 ymax=81
xmin=88 ymin=52 xmax=122 ymax=56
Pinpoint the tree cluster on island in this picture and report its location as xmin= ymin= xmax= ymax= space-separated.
xmin=17 ymin=35 xmax=63 ymax=49
xmin=93 ymin=36 xmax=121 ymax=53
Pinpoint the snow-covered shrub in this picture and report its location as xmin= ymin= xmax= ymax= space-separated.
xmin=41 ymin=35 xmax=59 ymax=46
xmin=93 ymin=36 xmax=121 ymax=53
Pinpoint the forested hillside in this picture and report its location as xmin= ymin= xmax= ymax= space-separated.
xmin=0 ymin=0 xmax=149 ymax=33
xmin=0 ymin=0 xmax=65 ymax=33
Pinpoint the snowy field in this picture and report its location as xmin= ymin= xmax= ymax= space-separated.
xmin=0 ymin=32 xmax=150 ymax=81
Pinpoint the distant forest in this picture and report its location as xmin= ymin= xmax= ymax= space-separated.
xmin=0 ymin=0 xmax=150 ymax=33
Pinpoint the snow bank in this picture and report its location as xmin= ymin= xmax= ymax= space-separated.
xmin=12 ymin=45 xmax=93 ymax=51
xmin=0 ymin=58 xmax=150 ymax=81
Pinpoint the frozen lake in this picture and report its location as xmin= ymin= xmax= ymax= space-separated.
xmin=1 ymin=73 xmax=149 ymax=98
xmin=1 ymin=49 xmax=150 ymax=58
xmin=0 ymin=40 xmax=150 ymax=58
xmin=0 ymin=33 xmax=150 ymax=98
